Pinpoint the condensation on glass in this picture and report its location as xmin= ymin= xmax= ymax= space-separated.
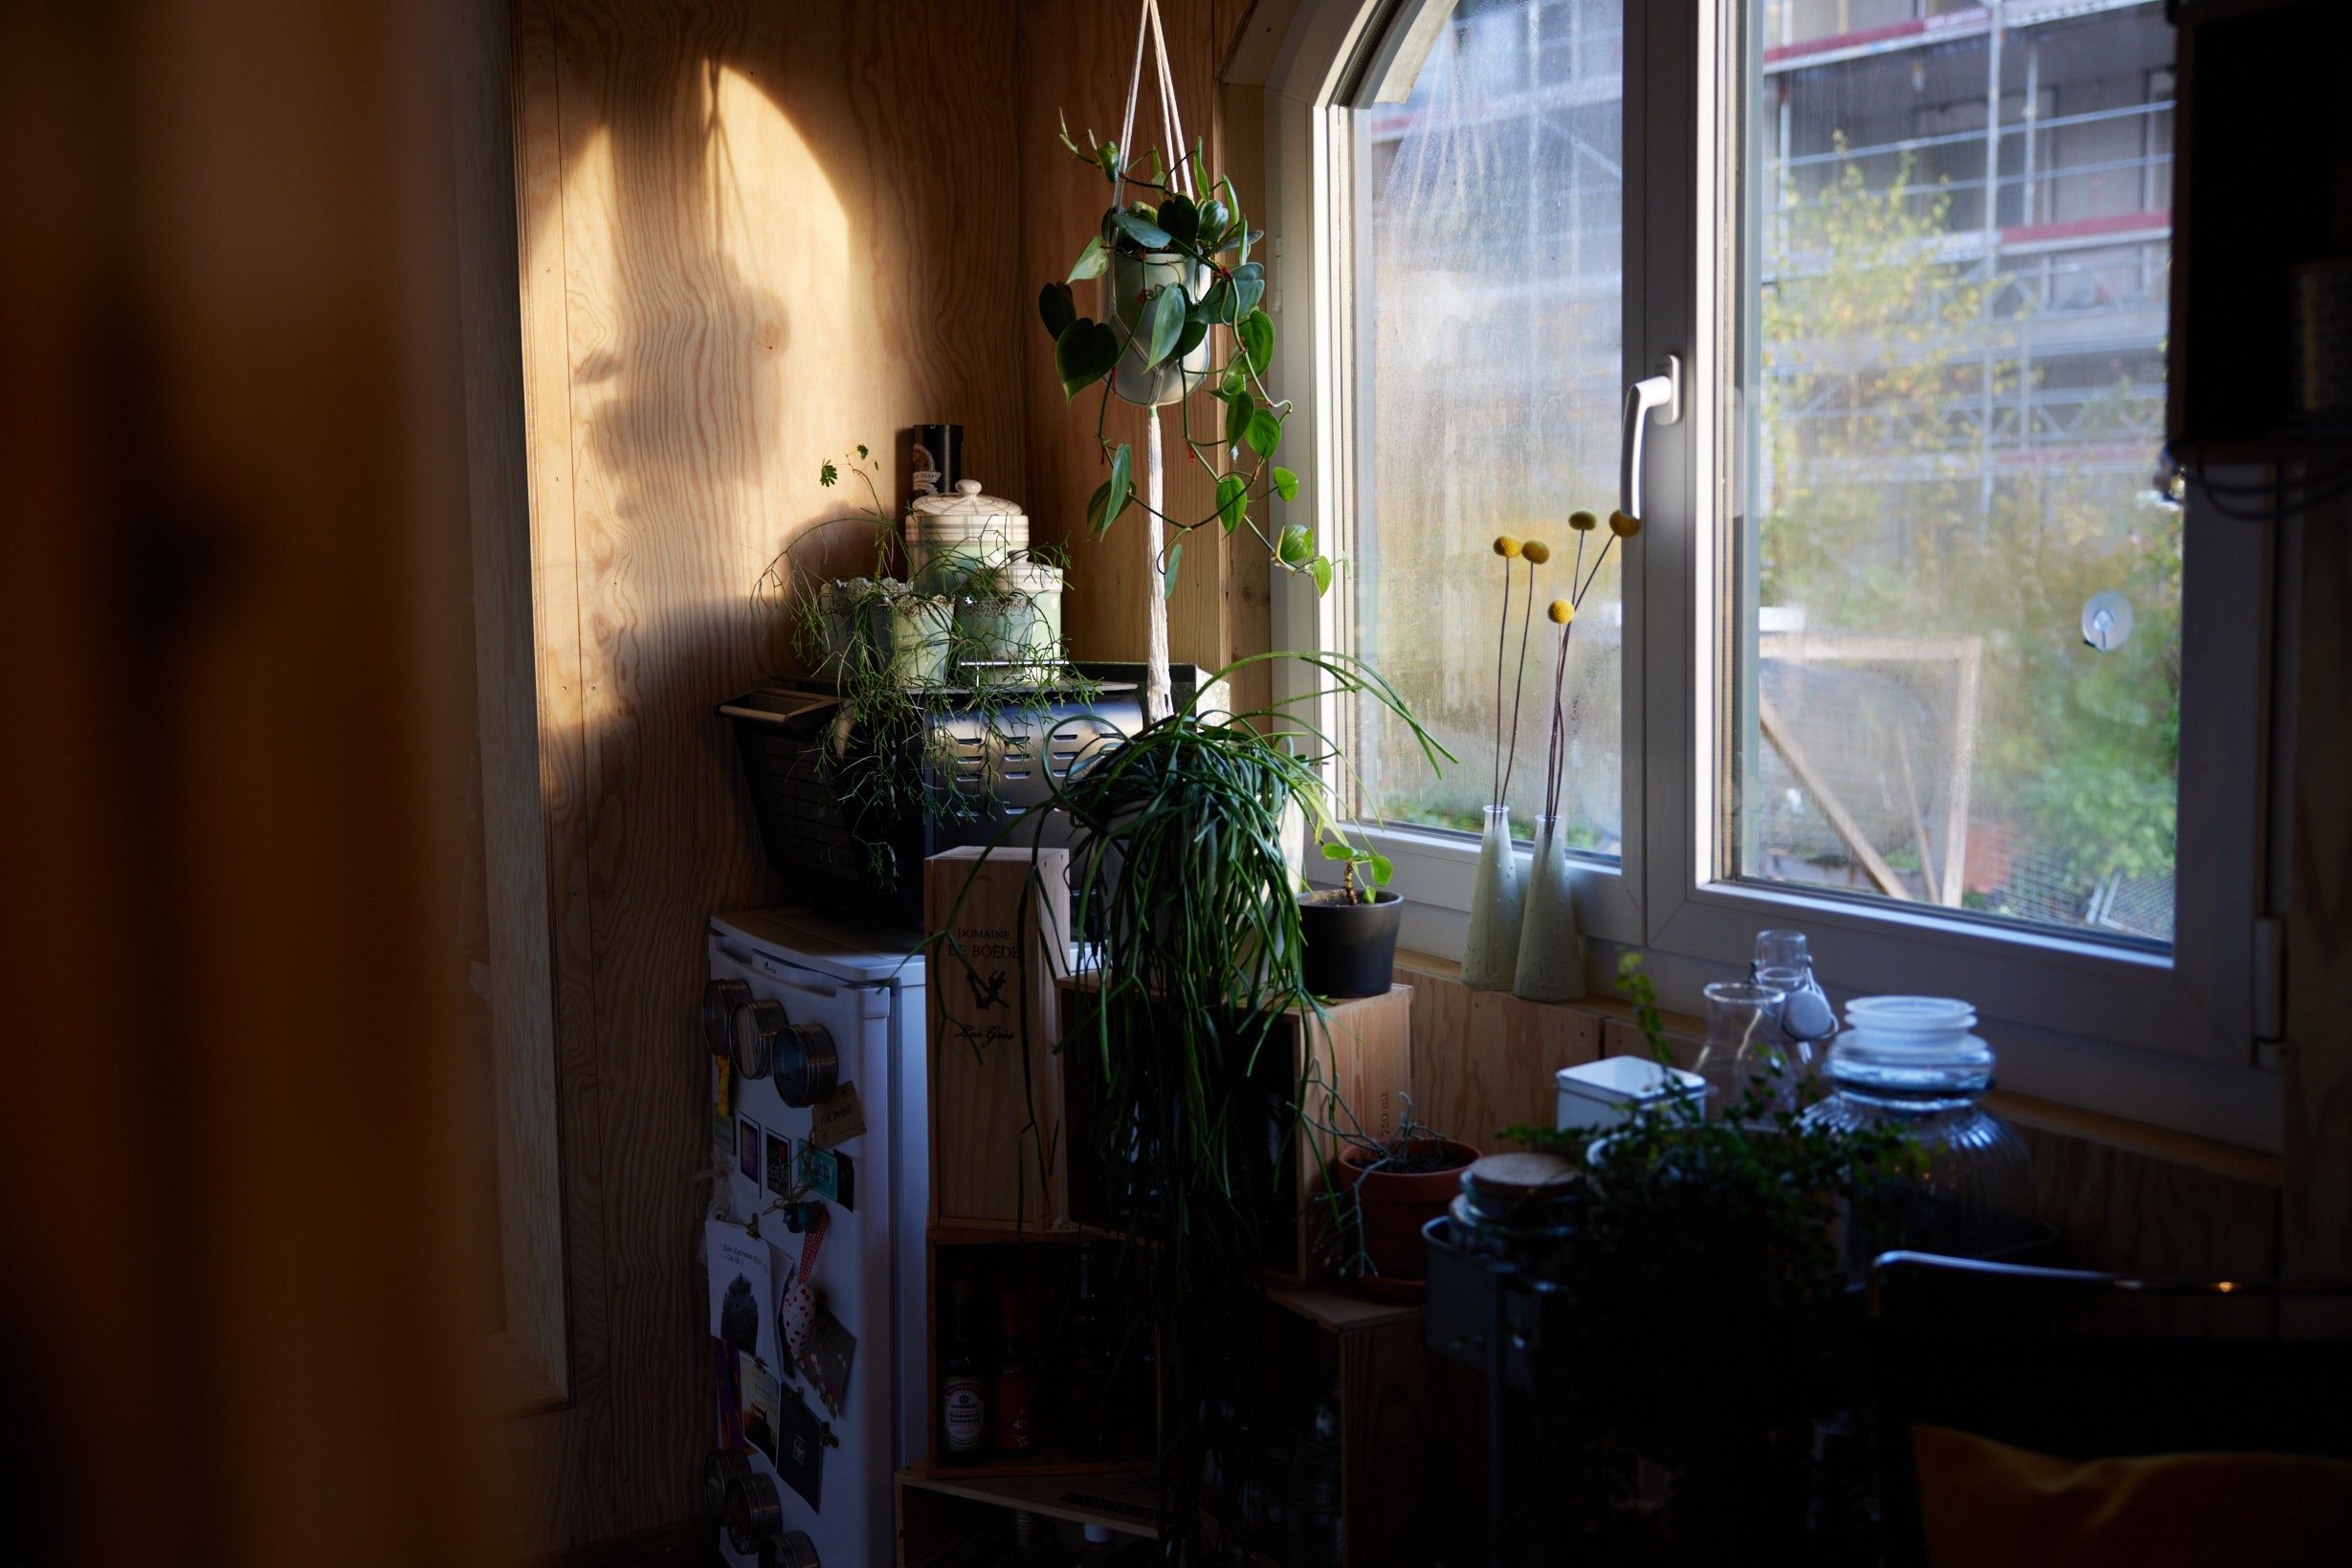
xmin=1348 ymin=0 xmax=1627 ymax=856
xmin=1736 ymin=0 xmax=2180 ymax=944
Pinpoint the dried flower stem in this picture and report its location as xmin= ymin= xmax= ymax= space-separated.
xmin=1544 ymin=622 xmax=1573 ymax=820
xmin=1492 ymin=563 xmax=1510 ymax=806
xmin=1500 ymin=563 xmax=1537 ymax=805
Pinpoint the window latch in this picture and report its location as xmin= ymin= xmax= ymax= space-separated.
xmin=1619 ymin=354 xmax=1682 ymax=520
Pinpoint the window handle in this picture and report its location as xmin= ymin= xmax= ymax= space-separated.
xmin=1619 ymin=353 xmax=1683 ymax=520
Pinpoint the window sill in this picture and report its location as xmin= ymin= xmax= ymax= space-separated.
xmin=1387 ymin=948 xmax=2284 ymax=1186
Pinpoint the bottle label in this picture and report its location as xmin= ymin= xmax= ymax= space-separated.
xmin=997 ymin=1376 xmax=1032 ymax=1451
xmin=943 ymin=1378 xmax=986 ymax=1450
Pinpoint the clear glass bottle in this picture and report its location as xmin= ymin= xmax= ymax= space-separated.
xmin=1461 ymin=804 xmax=1524 ymax=991
xmin=1512 ymin=813 xmax=1585 ymax=1002
xmin=1753 ymin=928 xmax=1835 ymax=1097
xmin=1800 ymin=996 xmax=2039 ymax=1269
xmin=1693 ymin=980 xmax=1788 ymax=1120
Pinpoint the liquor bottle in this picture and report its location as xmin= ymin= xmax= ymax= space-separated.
xmin=941 ymin=1278 xmax=988 ymax=1464
xmin=996 ymin=1291 xmax=1035 ymax=1456
xmin=1061 ymin=1247 xmax=1109 ymax=1458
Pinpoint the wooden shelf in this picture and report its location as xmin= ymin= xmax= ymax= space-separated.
xmin=897 ymin=1464 xmax=1161 ymax=1538
xmin=924 ymin=1223 xmax=1084 ymax=1248
xmin=1265 ymin=1277 xmax=1424 ymax=1336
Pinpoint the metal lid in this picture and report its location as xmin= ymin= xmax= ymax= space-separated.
xmin=908 ymin=477 xmax=1024 ymax=519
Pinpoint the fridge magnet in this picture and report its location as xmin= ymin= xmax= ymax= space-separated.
xmin=775 ymin=1385 xmax=825 ymax=1511
xmin=736 ymin=1114 xmax=763 ymax=1189
xmin=798 ymin=1302 xmax=857 ymax=1417
xmin=741 ymin=1356 xmax=782 ymax=1466
xmin=796 ymin=1143 xmax=854 ymax=1211
xmin=807 ymin=1080 xmax=867 ymax=1151
xmin=706 ymin=1217 xmax=781 ymax=1370
xmin=764 ymin=1130 xmax=794 ymax=1198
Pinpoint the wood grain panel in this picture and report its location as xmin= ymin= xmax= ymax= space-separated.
xmin=1403 ymin=961 xmax=1603 ymax=1150
xmin=507 ymin=0 xmax=1030 ymax=1550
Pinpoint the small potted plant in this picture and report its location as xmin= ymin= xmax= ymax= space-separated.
xmin=1298 ymin=835 xmax=1403 ymax=999
xmin=1325 ymin=1104 xmax=1479 ymax=1297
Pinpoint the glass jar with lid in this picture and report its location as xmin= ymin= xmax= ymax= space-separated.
xmin=1800 ymin=996 xmax=2039 ymax=1267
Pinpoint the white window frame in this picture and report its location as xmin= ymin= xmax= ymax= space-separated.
xmin=1243 ymin=0 xmax=2281 ymax=1150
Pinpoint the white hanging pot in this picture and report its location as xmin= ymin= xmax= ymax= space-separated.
xmin=1103 ymin=250 xmax=1210 ymax=409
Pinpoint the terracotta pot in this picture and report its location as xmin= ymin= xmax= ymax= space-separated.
xmin=1335 ymin=1137 xmax=1481 ymax=1282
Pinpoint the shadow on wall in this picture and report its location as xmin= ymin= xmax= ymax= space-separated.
xmin=501 ymin=1 xmax=1028 ymax=1553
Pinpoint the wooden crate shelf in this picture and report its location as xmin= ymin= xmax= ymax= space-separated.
xmin=1057 ymin=978 xmax=1415 ymax=1283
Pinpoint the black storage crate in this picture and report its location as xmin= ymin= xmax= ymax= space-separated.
xmin=720 ymin=663 xmax=1205 ymax=929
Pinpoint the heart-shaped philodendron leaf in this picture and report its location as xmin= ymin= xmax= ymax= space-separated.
xmin=1039 ymin=281 xmax=1076 ymax=341
xmin=1163 ymin=541 xmax=1184 ymax=598
xmin=1141 ymin=284 xmax=1187 ymax=367
xmin=1157 ymin=192 xmax=1199 ymax=246
xmin=1109 ymin=207 xmax=1172 ymax=253
xmin=1237 ymin=308 xmax=1275 ymax=378
xmin=1215 ymin=474 xmax=1248 ymax=534
xmin=1088 ymin=442 xmax=1133 ymax=537
xmin=1055 ymin=318 xmax=1121 ymax=399
xmin=1231 ymin=262 xmax=1266 ymax=318
xmin=1069 ymin=235 xmax=1109 ymax=282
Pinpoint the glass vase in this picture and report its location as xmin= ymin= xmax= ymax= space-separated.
xmin=1461 ymin=805 xmax=1524 ymax=991
xmin=1512 ymin=813 xmax=1585 ymax=1002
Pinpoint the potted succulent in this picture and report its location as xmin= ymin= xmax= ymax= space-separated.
xmin=1298 ymin=834 xmax=1403 ymax=999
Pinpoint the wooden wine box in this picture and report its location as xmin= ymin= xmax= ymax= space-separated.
xmin=1057 ymin=977 xmax=1414 ymax=1282
xmin=924 ymin=846 xmax=1075 ymax=1232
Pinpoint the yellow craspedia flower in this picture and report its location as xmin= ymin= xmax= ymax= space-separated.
xmin=1569 ymin=509 xmax=1599 ymax=532
xmin=1547 ymin=599 xmax=1575 ymax=626
xmin=1522 ymin=539 xmax=1551 ymax=564
xmin=1609 ymin=510 xmax=1642 ymax=538
xmin=1493 ymin=534 xmax=1521 ymax=558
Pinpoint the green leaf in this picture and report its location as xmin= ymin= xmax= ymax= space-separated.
xmin=1085 ymin=477 xmax=1113 ymax=537
xmin=1157 ymin=192 xmax=1199 ymax=246
xmin=1096 ymin=141 xmax=1120 ymax=180
xmin=1198 ymin=198 xmax=1230 ymax=245
xmin=1231 ymin=262 xmax=1266 ymax=318
xmin=1055 ymin=319 xmax=1120 ymax=399
xmin=1237 ymin=308 xmax=1275 ymax=377
xmin=1106 ymin=442 xmax=1133 ymax=530
xmin=1109 ymin=208 xmax=1171 ymax=251
xmin=1320 ymin=842 xmax=1357 ymax=862
xmin=1038 ymin=281 xmax=1076 ymax=341
xmin=1244 ymin=407 xmax=1283 ymax=457
xmin=1239 ymin=226 xmax=1266 ymax=264
xmin=1163 ymin=541 xmax=1184 ymax=598
xmin=819 ymin=460 xmax=839 ymax=487
xmin=1142 ymin=283 xmax=1187 ymax=366
xmin=1277 ymin=524 xmax=1313 ymax=565
xmin=1272 ymin=466 xmax=1299 ymax=502
xmin=1224 ymin=388 xmax=1256 ymax=451
xmin=1197 ymin=276 xmax=1231 ymax=324
xmin=1311 ymin=554 xmax=1334 ymax=596
xmin=1367 ymin=851 xmax=1394 ymax=885
xmin=1068 ymin=235 xmax=1109 ymax=282
xmin=1219 ymin=362 xmax=1248 ymax=400
xmin=1173 ymin=317 xmax=1208 ymax=360
xmin=1215 ymin=474 xmax=1248 ymax=534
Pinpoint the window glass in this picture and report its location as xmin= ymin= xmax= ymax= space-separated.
xmin=1349 ymin=0 xmax=1626 ymax=853
xmin=1737 ymin=1 xmax=2179 ymax=942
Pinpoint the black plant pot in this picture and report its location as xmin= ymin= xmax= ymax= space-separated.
xmin=1297 ymin=889 xmax=1403 ymax=999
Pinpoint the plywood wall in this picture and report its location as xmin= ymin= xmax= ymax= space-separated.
xmin=503 ymin=0 xmax=1027 ymax=1552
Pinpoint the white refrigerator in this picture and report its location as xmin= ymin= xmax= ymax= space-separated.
xmin=702 ymin=908 xmax=927 ymax=1568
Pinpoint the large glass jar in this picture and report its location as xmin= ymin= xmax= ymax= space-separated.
xmin=1800 ymin=996 xmax=2039 ymax=1267
xmin=1692 ymin=980 xmax=1788 ymax=1120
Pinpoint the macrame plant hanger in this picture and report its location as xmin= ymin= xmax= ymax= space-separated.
xmin=1114 ymin=0 xmax=1192 ymax=723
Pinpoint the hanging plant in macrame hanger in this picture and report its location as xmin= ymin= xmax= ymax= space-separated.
xmin=1037 ymin=0 xmax=1331 ymax=722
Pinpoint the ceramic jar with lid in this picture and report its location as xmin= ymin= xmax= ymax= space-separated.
xmin=905 ymin=478 xmax=1030 ymax=594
